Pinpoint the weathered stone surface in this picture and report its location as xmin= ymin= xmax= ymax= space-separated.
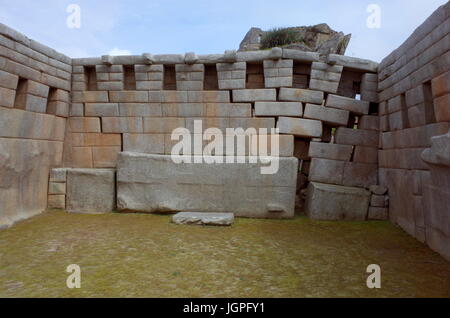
xmin=47 ymin=195 xmax=65 ymax=210
xmin=303 ymin=103 xmax=349 ymax=126
xmin=254 ymin=102 xmax=302 ymax=117
xmin=335 ymin=127 xmax=379 ymax=147
xmin=66 ymin=169 xmax=116 ymax=214
xmin=305 ymin=182 xmax=370 ymax=221
xmin=116 ymin=152 xmax=298 ymax=218
xmin=279 ymin=88 xmax=323 ymax=104
xmin=308 ymin=142 xmax=353 ymax=161
xmin=325 ymin=94 xmax=369 ymax=115
xmin=232 ymin=89 xmax=277 ymax=102
xmin=172 ymin=212 xmax=234 ymax=226
xmin=368 ymin=207 xmax=388 ymax=220
xmin=309 ymin=158 xmax=345 ymax=185
xmin=0 ymin=138 xmax=63 ymax=228
xmin=49 ymin=168 xmax=67 ymax=182
xmin=369 ymin=185 xmax=388 ymax=195
xmin=277 ymin=117 xmax=322 ymax=138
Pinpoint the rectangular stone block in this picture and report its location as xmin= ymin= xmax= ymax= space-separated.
xmin=434 ymin=94 xmax=450 ymax=122
xmin=370 ymin=195 xmax=387 ymax=208
xmin=72 ymin=91 xmax=109 ymax=103
xmin=187 ymin=91 xmax=230 ymax=103
xmin=325 ymin=94 xmax=370 ymax=115
xmin=143 ymin=117 xmax=186 ymax=133
xmin=49 ymin=168 xmax=67 ymax=182
xmin=85 ymin=103 xmax=119 ymax=117
xmin=48 ymin=182 xmax=66 ymax=195
xmin=431 ymin=70 xmax=449 ymax=98
xmin=353 ymin=146 xmax=378 ymax=164
xmin=102 ymin=117 xmax=143 ymax=133
xmin=309 ymin=158 xmax=345 ymax=185
xmin=279 ymin=88 xmax=324 ymax=104
xmin=47 ymin=101 xmax=69 ymax=118
xmin=0 ymin=86 xmax=16 ymax=107
xmin=308 ymin=142 xmax=353 ymax=161
xmin=228 ymin=118 xmax=275 ymax=131
xmin=368 ymin=207 xmax=388 ymax=220
xmin=0 ymin=69 xmax=19 ymax=89
xmin=123 ymin=133 xmax=165 ymax=154
xmin=303 ymin=103 xmax=349 ymax=126
xmin=109 ymin=91 xmax=148 ymax=103
xmin=119 ymin=103 xmax=162 ymax=117
xmin=47 ymin=195 xmax=66 ymax=210
xmin=69 ymin=117 xmax=101 ymax=133
xmin=232 ymin=89 xmax=277 ymax=102
xmin=358 ymin=115 xmax=379 ymax=131
xmin=277 ymin=117 xmax=322 ymax=138
xmin=66 ymin=169 xmax=116 ymax=213
xmin=15 ymin=94 xmax=47 ymax=113
xmin=70 ymin=147 xmax=93 ymax=168
xmin=205 ymin=103 xmax=251 ymax=117
xmin=162 ymin=103 xmax=204 ymax=117
xmin=254 ymin=102 xmax=302 ymax=117
xmin=70 ymin=133 xmax=122 ymax=147
xmin=309 ymin=79 xmax=340 ymax=94
xmin=335 ymin=127 xmax=379 ymax=147
xmin=92 ymin=146 xmax=121 ymax=168
xmin=305 ymin=182 xmax=370 ymax=221
xmin=116 ymin=152 xmax=298 ymax=219
xmin=342 ymin=162 xmax=378 ymax=188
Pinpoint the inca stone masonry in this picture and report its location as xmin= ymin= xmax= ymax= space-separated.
xmin=0 ymin=3 xmax=449 ymax=261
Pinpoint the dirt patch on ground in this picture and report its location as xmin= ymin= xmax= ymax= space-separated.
xmin=0 ymin=210 xmax=449 ymax=297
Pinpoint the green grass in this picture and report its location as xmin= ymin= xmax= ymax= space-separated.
xmin=260 ymin=28 xmax=303 ymax=50
xmin=0 ymin=210 xmax=449 ymax=298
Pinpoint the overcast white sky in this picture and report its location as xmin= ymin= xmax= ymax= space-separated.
xmin=0 ymin=0 xmax=447 ymax=62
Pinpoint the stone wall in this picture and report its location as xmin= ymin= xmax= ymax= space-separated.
xmin=377 ymin=2 xmax=450 ymax=260
xmin=0 ymin=23 xmax=71 ymax=228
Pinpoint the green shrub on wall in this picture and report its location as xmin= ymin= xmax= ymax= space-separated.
xmin=260 ymin=27 xmax=303 ymax=49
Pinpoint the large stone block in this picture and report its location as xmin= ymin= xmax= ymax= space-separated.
xmin=303 ymin=103 xmax=349 ymax=126
xmin=123 ymin=133 xmax=165 ymax=154
xmin=308 ymin=142 xmax=353 ymax=161
xmin=433 ymin=94 xmax=450 ymax=122
xmin=0 ymin=86 xmax=16 ymax=107
xmin=66 ymin=169 xmax=116 ymax=214
xmin=305 ymin=182 xmax=370 ymax=221
xmin=309 ymin=158 xmax=345 ymax=185
xmin=254 ymin=102 xmax=302 ymax=117
xmin=0 ymin=69 xmax=19 ymax=89
xmin=232 ymin=89 xmax=277 ymax=102
xmin=278 ymin=88 xmax=324 ymax=104
xmin=335 ymin=127 xmax=379 ymax=147
xmin=102 ymin=117 xmax=143 ymax=133
xmin=116 ymin=152 xmax=298 ymax=218
xmin=325 ymin=94 xmax=370 ymax=115
xmin=172 ymin=212 xmax=234 ymax=226
xmin=342 ymin=162 xmax=378 ymax=188
xmin=277 ymin=117 xmax=322 ymax=138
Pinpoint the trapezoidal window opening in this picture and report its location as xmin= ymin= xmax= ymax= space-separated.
xmin=163 ymin=65 xmax=177 ymax=90
xmin=84 ymin=66 xmax=97 ymax=91
xmin=246 ymin=63 xmax=265 ymax=89
xmin=293 ymin=62 xmax=311 ymax=89
xmin=124 ymin=65 xmax=136 ymax=90
xmin=13 ymin=77 xmax=28 ymax=109
xmin=203 ymin=64 xmax=219 ymax=90
xmin=422 ymin=81 xmax=437 ymax=124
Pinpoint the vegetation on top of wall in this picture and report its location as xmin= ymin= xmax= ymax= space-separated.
xmin=260 ymin=27 xmax=304 ymax=49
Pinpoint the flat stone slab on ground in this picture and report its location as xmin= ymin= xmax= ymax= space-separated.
xmin=172 ymin=212 xmax=234 ymax=226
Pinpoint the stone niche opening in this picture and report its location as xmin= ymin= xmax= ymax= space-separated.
xmin=123 ymin=65 xmax=136 ymax=90
xmin=13 ymin=77 xmax=27 ymax=109
xmin=246 ymin=62 xmax=265 ymax=89
xmin=292 ymin=62 xmax=311 ymax=89
xmin=84 ymin=66 xmax=97 ymax=91
xmin=203 ymin=64 xmax=219 ymax=90
xmin=163 ymin=65 xmax=177 ymax=90
xmin=337 ymin=68 xmax=363 ymax=98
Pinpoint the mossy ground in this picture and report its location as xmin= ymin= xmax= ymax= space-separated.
xmin=0 ymin=210 xmax=449 ymax=298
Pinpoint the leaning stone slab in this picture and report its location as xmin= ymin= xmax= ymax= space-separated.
xmin=326 ymin=94 xmax=370 ymax=115
xmin=66 ymin=169 xmax=116 ymax=214
xmin=172 ymin=212 xmax=234 ymax=226
xmin=277 ymin=117 xmax=322 ymax=138
xmin=116 ymin=152 xmax=298 ymax=219
xmin=305 ymin=182 xmax=370 ymax=221
xmin=279 ymin=88 xmax=324 ymax=104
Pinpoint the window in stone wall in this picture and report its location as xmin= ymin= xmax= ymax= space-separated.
xmin=293 ymin=62 xmax=311 ymax=89
xmin=163 ymin=65 xmax=177 ymax=90
xmin=423 ymin=81 xmax=437 ymax=124
xmin=124 ymin=65 xmax=136 ymax=90
xmin=204 ymin=64 xmax=219 ymax=90
xmin=84 ymin=66 xmax=97 ymax=91
xmin=246 ymin=63 xmax=265 ymax=89
xmin=46 ymin=87 xmax=57 ymax=114
xmin=13 ymin=77 xmax=28 ymax=109
xmin=400 ymin=93 xmax=410 ymax=129
xmin=337 ymin=69 xmax=362 ymax=98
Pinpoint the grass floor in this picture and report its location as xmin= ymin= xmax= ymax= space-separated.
xmin=0 ymin=210 xmax=449 ymax=298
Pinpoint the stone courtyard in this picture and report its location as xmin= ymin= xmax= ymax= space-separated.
xmin=0 ymin=2 xmax=449 ymax=298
